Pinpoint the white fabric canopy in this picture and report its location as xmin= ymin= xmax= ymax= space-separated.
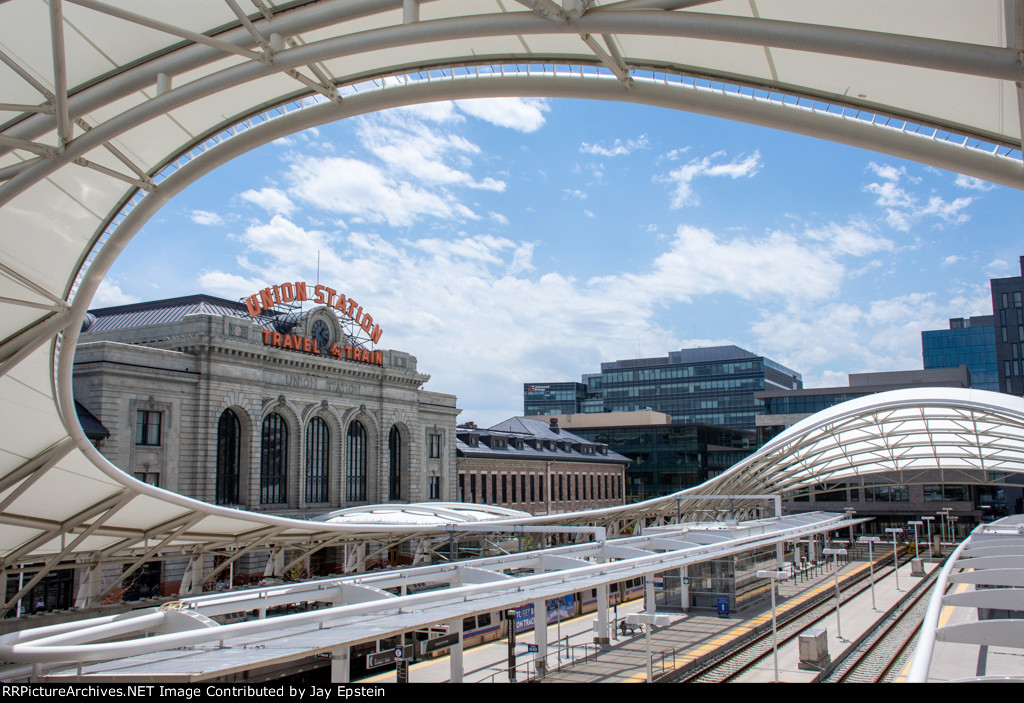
xmin=1 ymin=1 xmax=1023 ymax=577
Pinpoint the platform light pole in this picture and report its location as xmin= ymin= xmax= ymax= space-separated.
xmin=937 ymin=508 xmax=951 ymax=545
xmin=907 ymin=520 xmax=922 ymax=558
xmin=920 ymin=516 xmax=935 ymax=558
xmin=822 ymin=548 xmax=847 ymax=641
xmin=625 ymin=612 xmax=671 ymax=683
xmin=948 ymin=516 xmax=959 ymax=542
xmin=857 ymin=536 xmax=880 ymax=610
xmin=756 ymin=570 xmax=788 ymax=683
xmin=885 ymin=527 xmax=903 ymax=591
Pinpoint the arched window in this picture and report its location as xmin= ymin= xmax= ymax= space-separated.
xmin=215 ymin=409 xmax=240 ymax=504
xmin=388 ymin=426 xmax=402 ymax=501
xmin=346 ymin=421 xmax=367 ymax=502
xmin=305 ymin=417 xmax=330 ymax=504
xmin=260 ymin=413 xmax=287 ymax=504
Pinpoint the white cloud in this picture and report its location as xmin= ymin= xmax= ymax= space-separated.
xmin=355 ymin=111 xmax=486 ymax=188
xmin=752 ymin=284 xmax=992 ymax=379
xmin=396 ymin=102 xmax=463 ymax=124
xmin=866 ymin=162 xmax=905 ymax=183
xmin=657 ymin=150 xmax=762 ymax=207
xmin=489 ymin=211 xmax=509 ymax=226
xmin=472 ymin=177 xmax=507 ymax=192
xmin=864 ymin=162 xmax=974 ymax=231
xmin=804 ymin=222 xmax=894 ymax=257
xmin=659 ymin=147 xmax=690 ymax=162
xmin=278 ymin=110 xmax=509 ymax=225
xmin=508 ymin=242 xmax=536 ymax=275
xmin=92 ymin=279 xmax=140 ymax=307
xmin=987 ymin=258 xmax=1009 ymax=274
xmin=579 ymin=135 xmax=649 ymax=157
xmin=286 ymin=155 xmax=478 ymax=227
xmin=190 ymin=210 xmax=224 ymax=226
xmin=564 ymin=188 xmax=587 ymax=200
xmin=942 ymin=255 xmax=964 ymax=266
xmin=228 ymin=215 xmax=344 ymax=282
xmin=240 ymin=187 xmax=296 ymax=216
xmin=954 ymin=174 xmax=994 ymax=191
xmin=454 ymin=98 xmax=550 ymax=132
xmin=592 ymin=225 xmax=843 ymax=308
xmin=197 ymin=270 xmax=268 ymax=299
xmin=919 ymin=195 xmax=972 ymax=225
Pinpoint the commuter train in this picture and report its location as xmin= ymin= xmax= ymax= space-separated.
xmin=351 ymin=577 xmax=645 ymax=678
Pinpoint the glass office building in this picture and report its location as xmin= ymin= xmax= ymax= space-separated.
xmin=922 ymin=254 xmax=1024 ymax=397
xmin=523 ymin=382 xmax=590 ymax=416
xmin=991 ymin=256 xmax=1024 ymax=396
xmin=922 ymin=316 xmax=998 ymax=391
xmin=571 ymin=421 xmax=755 ymax=501
xmin=525 ymin=345 xmax=802 ymax=433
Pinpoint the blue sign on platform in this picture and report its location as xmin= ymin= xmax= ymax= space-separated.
xmin=716 ymin=595 xmax=730 ymax=618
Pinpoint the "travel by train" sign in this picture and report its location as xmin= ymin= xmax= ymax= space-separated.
xmin=244 ymin=282 xmax=385 ymax=367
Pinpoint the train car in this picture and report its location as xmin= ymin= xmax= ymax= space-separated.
xmin=580 ymin=577 xmax=645 ymax=613
xmin=351 ymin=578 xmax=645 ymax=679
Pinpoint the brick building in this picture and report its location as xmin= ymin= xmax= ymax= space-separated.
xmin=456 ymin=417 xmax=629 ymax=515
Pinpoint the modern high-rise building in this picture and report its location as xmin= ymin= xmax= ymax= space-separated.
xmin=992 ymin=256 xmax=1024 ymax=396
xmin=523 ymin=382 xmax=590 ymax=417
xmin=922 ymin=254 xmax=1023 ymax=397
xmin=530 ymin=411 xmax=755 ymax=502
xmin=922 ymin=316 xmax=998 ymax=391
xmin=524 ymin=345 xmax=803 ymax=433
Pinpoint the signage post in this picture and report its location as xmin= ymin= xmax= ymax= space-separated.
xmin=393 ymin=644 xmax=412 ymax=684
xmin=507 ymin=609 xmax=517 ymax=682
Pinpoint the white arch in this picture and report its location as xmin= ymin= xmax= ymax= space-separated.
xmin=1 ymin=1 xmax=1023 ymax=583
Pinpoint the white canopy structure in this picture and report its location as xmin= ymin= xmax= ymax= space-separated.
xmin=910 ymin=514 xmax=1024 ymax=683
xmin=1 ymin=0 xmax=1024 ymax=618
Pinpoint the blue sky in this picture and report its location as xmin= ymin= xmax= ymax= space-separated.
xmin=97 ymin=97 xmax=1024 ymax=427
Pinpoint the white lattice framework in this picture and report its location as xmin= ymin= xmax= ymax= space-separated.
xmin=1 ymin=1 xmax=1023 ymax=626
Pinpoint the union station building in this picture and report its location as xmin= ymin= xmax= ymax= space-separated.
xmin=73 ymin=292 xmax=461 ymax=524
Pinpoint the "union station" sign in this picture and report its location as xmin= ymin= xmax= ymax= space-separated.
xmin=243 ymin=281 xmax=383 ymax=344
xmin=244 ymin=281 xmax=385 ymax=367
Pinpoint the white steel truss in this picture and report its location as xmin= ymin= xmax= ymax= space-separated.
xmin=0 ymin=0 xmax=1022 ymax=639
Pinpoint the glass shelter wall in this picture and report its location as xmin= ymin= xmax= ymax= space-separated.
xmin=653 ymin=544 xmax=780 ymax=613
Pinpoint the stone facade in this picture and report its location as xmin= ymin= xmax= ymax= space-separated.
xmin=73 ymin=296 xmax=460 ymax=522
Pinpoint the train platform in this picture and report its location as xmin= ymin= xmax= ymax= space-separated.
xmin=354 ymin=549 xmax=939 ymax=684
xmin=543 ymin=553 xmax=935 ymax=684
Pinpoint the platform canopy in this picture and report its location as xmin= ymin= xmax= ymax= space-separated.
xmin=1 ymin=0 xmax=1024 ymax=581
xmin=701 ymin=387 xmax=1024 ymax=498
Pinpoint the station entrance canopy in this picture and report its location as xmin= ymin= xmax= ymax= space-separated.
xmin=1 ymin=1 xmax=1024 ymax=575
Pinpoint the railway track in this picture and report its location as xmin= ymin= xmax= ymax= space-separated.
xmin=676 ymin=556 xmax=910 ymax=683
xmin=816 ymin=566 xmax=937 ymax=683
